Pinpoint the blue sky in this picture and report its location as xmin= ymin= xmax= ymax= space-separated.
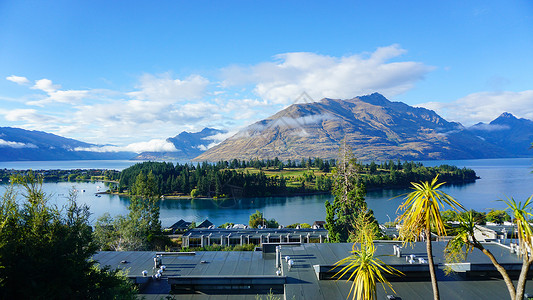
xmin=1 ymin=1 xmax=532 ymax=152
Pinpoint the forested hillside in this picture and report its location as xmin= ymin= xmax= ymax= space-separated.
xmin=118 ymin=159 xmax=478 ymax=198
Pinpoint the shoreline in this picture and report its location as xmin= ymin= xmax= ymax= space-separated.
xmin=100 ymin=178 xmax=477 ymax=200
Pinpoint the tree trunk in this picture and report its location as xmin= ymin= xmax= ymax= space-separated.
xmin=426 ymin=227 xmax=440 ymax=300
xmin=515 ymin=256 xmax=532 ymax=300
xmin=472 ymin=243 xmax=516 ymax=299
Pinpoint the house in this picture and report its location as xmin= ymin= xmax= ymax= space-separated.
xmin=312 ymin=220 xmax=326 ymax=229
xmin=167 ymin=219 xmax=191 ymax=233
xmin=196 ymin=219 xmax=214 ymax=229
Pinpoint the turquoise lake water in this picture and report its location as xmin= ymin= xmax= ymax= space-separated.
xmin=1 ymin=158 xmax=532 ymax=227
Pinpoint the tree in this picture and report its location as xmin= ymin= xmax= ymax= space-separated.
xmin=460 ymin=209 xmax=486 ymax=225
xmin=486 ymin=209 xmax=511 ymax=224
xmin=249 ymin=210 xmax=278 ymax=228
xmin=0 ymin=172 xmax=136 ymax=299
xmin=441 ymin=209 xmax=458 ymax=222
xmin=94 ymin=171 xmax=165 ymax=251
xmin=333 ymin=213 xmax=402 ymax=300
xmin=190 ymin=188 xmax=199 ymax=198
xmin=446 ymin=196 xmax=533 ymax=300
xmin=325 ymin=141 xmax=378 ymax=243
xmin=396 ymin=175 xmax=464 ymax=300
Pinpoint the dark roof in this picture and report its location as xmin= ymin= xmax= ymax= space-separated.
xmin=313 ymin=221 xmax=326 ymax=228
xmin=196 ymin=219 xmax=213 ymax=228
xmin=93 ymin=241 xmax=533 ymax=299
xmin=167 ymin=219 xmax=191 ymax=230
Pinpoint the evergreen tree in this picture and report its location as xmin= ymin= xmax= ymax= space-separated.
xmin=0 ymin=172 xmax=136 ymax=299
xmin=94 ymin=171 xmax=164 ymax=251
xmin=325 ymin=141 xmax=378 ymax=243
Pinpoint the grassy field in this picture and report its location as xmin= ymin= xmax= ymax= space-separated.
xmin=235 ymin=167 xmax=330 ymax=177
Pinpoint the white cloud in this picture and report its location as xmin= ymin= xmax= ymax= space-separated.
xmin=222 ymin=44 xmax=434 ymax=104
xmin=6 ymin=75 xmax=29 ymax=85
xmin=28 ymin=89 xmax=90 ymax=106
xmin=75 ymin=139 xmax=178 ymax=153
xmin=32 ymin=78 xmax=60 ymax=93
xmin=0 ymin=139 xmax=37 ymax=148
xmin=469 ymin=123 xmax=510 ymax=131
xmin=0 ymin=47 xmax=436 ymax=147
xmin=123 ymin=139 xmax=178 ymax=152
xmin=418 ymin=90 xmax=533 ymax=125
xmin=274 ymin=114 xmax=334 ymax=128
xmin=128 ymin=73 xmax=209 ymax=102
xmin=203 ymin=130 xmax=236 ymax=145
xmin=17 ymin=78 xmax=92 ymax=106
xmin=2 ymin=108 xmax=56 ymax=123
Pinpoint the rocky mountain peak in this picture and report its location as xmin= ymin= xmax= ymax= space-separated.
xmin=194 ymin=94 xmax=507 ymax=161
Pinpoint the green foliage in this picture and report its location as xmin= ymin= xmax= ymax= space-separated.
xmin=189 ymin=221 xmax=197 ymax=229
xmin=397 ymin=175 xmax=464 ymax=300
xmin=460 ymin=209 xmax=486 ymax=225
xmin=333 ymin=213 xmax=402 ymax=300
xmin=249 ymin=210 xmax=278 ymax=228
xmin=441 ymin=209 xmax=487 ymax=225
xmin=397 ymin=175 xmax=465 ymax=240
xmin=255 ymin=289 xmax=283 ymax=300
xmin=325 ymin=142 xmax=379 ymax=243
xmin=501 ymin=196 xmax=533 ymax=258
xmin=0 ymin=172 xmax=136 ymax=299
xmin=486 ymin=209 xmax=510 ymax=224
xmin=444 ymin=197 xmax=533 ymax=300
xmin=93 ymin=171 xmax=165 ymax=251
xmin=0 ymin=168 xmax=121 ymax=183
xmin=441 ymin=209 xmax=458 ymax=222
xmin=286 ymin=223 xmax=311 ymax=228
xmin=444 ymin=211 xmax=477 ymax=272
xmin=114 ymin=159 xmax=477 ymax=199
xmin=190 ymin=188 xmax=199 ymax=198
xmin=218 ymin=222 xmax=235 ymax=228
xmin=85 ymin=265 xmax=138 ymax=299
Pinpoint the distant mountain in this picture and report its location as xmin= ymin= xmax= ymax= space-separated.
xmin=133 ymin=128 xmax=226 ymax=161
xmin=195 ymin=93 xmax=510 ymax=161
xmin=468 ymin=112 xmax=533 ymax=157
xmin=0 ymin=127 xmax=134 ymax=161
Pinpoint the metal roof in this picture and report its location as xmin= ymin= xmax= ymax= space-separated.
xmin=92 ymin=241 xmax=533 ymax=299
xmin=183 ymin=227 xmax=328 ymax=239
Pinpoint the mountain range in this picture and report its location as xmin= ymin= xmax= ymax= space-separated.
xmin=1 ymin=93 xmax=531 ymax=162
xmin=195 ymin=93 xmax=532 ymax=161
xmin=132 ymin=128 xmax=226 ymax=161
xmin=0 ymin=127 xmax=134 ymax=161
xmin=468 ymin=112 xmax=533 ymax=157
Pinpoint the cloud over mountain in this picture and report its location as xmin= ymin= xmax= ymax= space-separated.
xmin=418 ymin=90 xmax=533 ymax=126
xmin=222 ymin=45 xmax=434 ymax=104
xmin=4 ymin=45 xmax=529 ymax=149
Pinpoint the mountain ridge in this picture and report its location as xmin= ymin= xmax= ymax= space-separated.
xmin=468 ymin=112 xmax=533 ymax=157
xmin=0 ymin=127 xmax=134 ymax=161
xmin=132 ymin=128 xmax=226 ymax=161
xmin=195 ymin=93 xmax=527 ymax=161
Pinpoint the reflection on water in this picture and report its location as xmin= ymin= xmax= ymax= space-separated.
xmin=1 ymin=158 xmax=532 ymax=227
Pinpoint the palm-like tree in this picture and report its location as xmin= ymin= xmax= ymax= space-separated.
xmin=333 ymin=213 xmax=402 ymax=300
xmin=445 ymin=195 xmax=533 ymax=300
xmin=396 ymin=175 xmax=464 ymax=300
xmin=505 ymin=196 xmax=533 ymax=300
xmin=445 ymin=211 xmax=517 ymax=297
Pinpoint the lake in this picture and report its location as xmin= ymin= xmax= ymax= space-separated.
xmin=1 ymin=158 xmax=532 ymax=227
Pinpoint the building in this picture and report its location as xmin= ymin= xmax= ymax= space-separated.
xmin=167 ymin=219 xmax=191 ymax=233
xmin=180 ymin=227 xmax=329 ymax=248
xmin=196 ymin=219 xmax=213 ymax=229
xmin=93 ymin=240 xmax=533 ymax=299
